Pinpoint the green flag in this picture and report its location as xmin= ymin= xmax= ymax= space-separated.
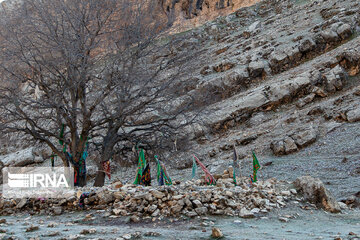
xmin=155 ymin=155 xmax=172 ymax=186
xmin=233 ymin=146 xmax=238 ymax=185
xmin=191 ymin=157 xmax=197 ymax=179
xmin=133 ymin=148 xmax=146 ymax=185
xmin=251 ymin=151 xmax=261 ymax=183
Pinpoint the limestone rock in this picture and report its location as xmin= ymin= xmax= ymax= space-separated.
xmin=294 ymin=176 xmax=340 ymax=213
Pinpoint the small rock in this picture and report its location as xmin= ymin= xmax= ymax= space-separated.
xmin=290 ymin=189 xmax=297 ymax=195
xmin=338 ymin=202 xmax=347 ymax=210
xmin=129 ymin=215 xmax=140 ymax=223
xmin=16 ymin=199 xmax=27 ymax=209
xmin=279 ymin=217 xmax=289 ymax=222
xmin=211 ymin=227 xmax=224 ymax=238
xmin=144 ymin=232 xmax=161 ymax=237
xmin=42 ymin=231 xmax=60 ymax=237
xmin=281 ymin=191 xmax=291 ymax=196
xmin=239 ymin=208 xmax=255 ymax=218
xmin=195 ymin=207 xmax=208 ymax=215
xmin=80 ymin=228 xmax=96 ymax=235
xmin=122 ymin=234 xmax=132 ymax=240
xmin=26 ymin=225 xmax=39 ymax=232
xmin=347 ymin=109 xmax=360 ymax=122
xmin=52 ymin=206 xmax=62 ymax=215
xmin=47 ymin=222 xmax=57 ymax=228
xmin=192 ymin=199 xmax=203 ymax=208
xmin=150 ymin=190 xmax=165 ymax=199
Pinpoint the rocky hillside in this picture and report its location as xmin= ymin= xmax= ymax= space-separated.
xmin=163 ymin=0 xmax=360 ymax=169
xmin=1 ymin=0 xmax=360 ymax=188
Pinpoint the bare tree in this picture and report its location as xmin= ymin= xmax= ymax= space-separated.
xmin=0 ymin=0 xmax=199 ymax=186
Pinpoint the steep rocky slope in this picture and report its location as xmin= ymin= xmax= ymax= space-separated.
xmin=162 ymin=0 xmax=360 ymax=169
xmin=1 ymin=0 xmax=360 ymax=192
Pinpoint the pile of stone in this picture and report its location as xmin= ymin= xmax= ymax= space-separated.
xmin=0 ymin=167 xmax=299 ymax=219
xmin=0 ymin=171 xmax=345 ymax=220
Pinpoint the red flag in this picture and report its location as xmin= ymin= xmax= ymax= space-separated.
xmin=102 ymin=160 xmax=111 ymax=180
xmin=193 ymin=155 xmax=216 ymax=185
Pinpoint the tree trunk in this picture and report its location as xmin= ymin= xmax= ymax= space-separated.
xmin=94 ymin=170 xmax=105 ymax=187
xmin=77 ymin=174 xmax=87 ymax=187
xmin=74 ymin=165 xmax=87 ymax=187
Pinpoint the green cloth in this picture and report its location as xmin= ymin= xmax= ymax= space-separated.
xmin=251 ymin=151 xmax=261 ymax=182
xmin=133 ymin=148 xmax=146 ymax=185
xmin=59 ymin=124 xmax=65 ymax=145
xmin=233 ymin=146 xmax=238 ymax=185
xmin=233 ymin=163 xmax=237 ymax=185
xmin=191 ymin=157 xmax=197 ymax=179
xmin=155 ymin=156 xmax=172 ymax=186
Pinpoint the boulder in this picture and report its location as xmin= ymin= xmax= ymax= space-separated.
xmin=283 ymin=137 xmax=298 ymax=154
xmin=291 ymin=128 xmax=317 ymax=148
xmin=271 ymin=140 xmax=285 ymax=156
xmin=294 ymin=176 xmax=340 ymax=213
xmin=0 ymin=148 xmax=40 ymax=167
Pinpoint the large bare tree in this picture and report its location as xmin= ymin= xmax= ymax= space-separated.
xmin=0 ymin=0 xmax=198 ymax=186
